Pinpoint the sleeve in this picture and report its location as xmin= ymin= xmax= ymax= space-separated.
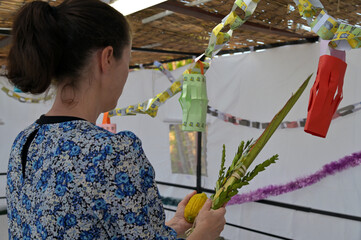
xmin=88 ymin=131 xmax=178 ymax=240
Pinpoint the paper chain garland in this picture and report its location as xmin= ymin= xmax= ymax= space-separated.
xmin=206 ymin=0 xmax=361 ymax=58
xmin=158 ymin=60 xmax=361 ymax=129
xmin=108 ymin=60 xmax=209 ymax=118
xmin=295 ymin=0 xmax=361 ymax=50
xmin=109 ymin=0 xmax=360 ymax=120
xmin=207 ymin=102 xmax=361 ymax=130
xmin=160 ymin=150 xmax=361 ymax=207
xmin=108 ymin=79 xmax=183 ymax=117
xmin=1 ymin=0 xmax=360 ymax=105
xmin=205 ymin=0 xmax=261 ymax=58
xmin=108 ymin=0 xmax=266 ymax=117
xmin=206 ymin=0 xmax=361 ymax=54
xmin=0 ymin=85 xmax=54 ymax=103
xmin=109 ymin=59 xmax=361 ymax=129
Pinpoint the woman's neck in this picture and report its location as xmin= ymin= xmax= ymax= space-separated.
xmin=46 ymin=83 xmax=102 ymax=124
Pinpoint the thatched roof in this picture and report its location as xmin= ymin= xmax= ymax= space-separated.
xmin=0 ymin=0 xmax=360 ymax=68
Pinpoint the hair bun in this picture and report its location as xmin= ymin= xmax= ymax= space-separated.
xmin=6 ymin=1 xmax=64 ymax=94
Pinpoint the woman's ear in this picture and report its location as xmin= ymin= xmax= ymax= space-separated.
xmin=100 ymin=46 xmax=114 ymax=73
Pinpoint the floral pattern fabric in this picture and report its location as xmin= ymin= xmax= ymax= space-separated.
xmin=7 ymin=118 xmax=178 ymax=239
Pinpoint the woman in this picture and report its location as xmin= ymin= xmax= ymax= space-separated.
xmin=6 ymin=0 xmax=226 ymax=239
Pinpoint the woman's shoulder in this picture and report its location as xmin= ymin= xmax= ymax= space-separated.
xmin=88 ymin=124 xmax=142 ymax=147
xmin=11 ymin=122 xmax=39 ymax=149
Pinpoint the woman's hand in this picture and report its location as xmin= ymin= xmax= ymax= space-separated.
xmin=165 ymin=190 xmax=197 ymax=236
xmin=188 ymin=199 xmax=226 ymax=240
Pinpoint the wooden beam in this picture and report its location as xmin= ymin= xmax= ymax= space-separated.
xmin=155 ymin=1 xmax=307 ymax=38
xmin=132 ymin=47 xmax=200 ymax=56
xmin=129 ymin=37 xmax=318 ymax=69
xmin=142 ymin=0 xmax=214 ymax=24
xmin=0 ymin=28 xmax=11 ymax=36
xmin=156 ymin=1 xmax=222 ymax=22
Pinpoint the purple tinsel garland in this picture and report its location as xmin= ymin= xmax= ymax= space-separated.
xmin=227 ymin=151 xmax=361 ymax=206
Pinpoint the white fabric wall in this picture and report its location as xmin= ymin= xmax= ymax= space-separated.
xmin=117 ymin=43 xmax=361 ymax=240
xmin=0 ymin=42 xmax=360 ymax=239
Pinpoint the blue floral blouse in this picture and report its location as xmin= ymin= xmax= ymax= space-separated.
xmin=7 ymin=115 xmax=178 ymax=239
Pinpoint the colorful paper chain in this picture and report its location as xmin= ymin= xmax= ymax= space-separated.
xmin=0 ymin=85 xmax=54 ymax=103
xmin=110 ymin=58 xmax=361 ymax=128
xmin=160 ymin=150 xmax=361 ymax=207
xmin=157 ymin=60 xmax=361 ymax=129
xmin=108 ymin=0 xmax=360 ymax=119
xmin=205 ymin=0 xmax=262 ymax=58
xmin=294 ymin=0 xmax=361 ymax=50
xmin=207 ymin=102 xmax=361 ymax=129
xmin=108 ymin=61 xmax=209 ymax=118
xmin=108 ymin=80 xmax=182 ymax=117
xmin=205 ymin=0 xmax=361 ymax=53
xmin=108 ymin=0 xmax=260 ymax=117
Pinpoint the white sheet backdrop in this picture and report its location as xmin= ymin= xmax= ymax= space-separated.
xmin=0 ymin=42 xmax=361 ymax=239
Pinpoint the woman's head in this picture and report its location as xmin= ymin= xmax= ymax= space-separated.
xmin=7 ymin=0 xmax=131 ymax=94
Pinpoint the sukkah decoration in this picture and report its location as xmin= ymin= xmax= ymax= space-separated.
xmin=108 ymin=76 xmax=183 ymax=118
xmin=109 ymin=0 xmax=360 ymax=126
xmin=97 ymin=112 xmax=117 ymax=133
xmin=227 ymin=150 xmax=361 ymax=205
xmin=108 ymin=59 xmax=209 ymax=118
xmin=0 ymin=67 xmax=55 ymax=103
xmin=179 ymin=61 xmax=208 ymax=132
xmin=293 ymin=0 xmax=359 ymax=137
xmin=174 ymin=0 xmax=263 ymax=132
xmin=108 ymin=0 xmax=262 ymax=122
xmin=0 ymin=85 xmax=54 ymax=103
xmin=304 ymin=40 xmax=347 ymax=137
xmin=294 ymin=0 xmax=361 ymax=50
xmin=205 ymin=0 xmax=261 ymax=58
xmin=156 ymin=59 xmax=361 ymax=130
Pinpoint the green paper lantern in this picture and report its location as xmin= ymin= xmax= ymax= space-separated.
xmin=179 ymin=73 xmax=209 ymax=132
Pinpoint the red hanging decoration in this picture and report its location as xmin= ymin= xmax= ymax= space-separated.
xmin=304 ymin=55 xmax=347 ymax=138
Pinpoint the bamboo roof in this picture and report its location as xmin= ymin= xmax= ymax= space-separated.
xmin=0 ymin=0 xmax=360 ymax=68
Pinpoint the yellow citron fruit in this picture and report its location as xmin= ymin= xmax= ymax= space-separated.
xmin=184 ymin=192 xmax=208 ymax=223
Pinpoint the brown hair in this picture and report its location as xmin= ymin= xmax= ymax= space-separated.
xmin=6 ymin=0 xmax=131 ymax=94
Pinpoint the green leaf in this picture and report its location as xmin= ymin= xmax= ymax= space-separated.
xmin=244 ymin=154 xmax=278 ymax=182
xmin=231 ymin=181 xmax=249 ymax=190
xmin=229 ymin=190 xmax=238 ymax=197
xmin=243 ymin=74 xmax=311 ymax=169
xmin=211 ymin=74 xmax=311 ymax=210
xmin=216 ymin=181 xmax=220 ymax=191
xmin=244 ymin=139 xmax=253 ymax=152
xmin=232 ymin=141 xmax=245 ymax=165
xmin=216 ymin=145 xmax=227 ymax=192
